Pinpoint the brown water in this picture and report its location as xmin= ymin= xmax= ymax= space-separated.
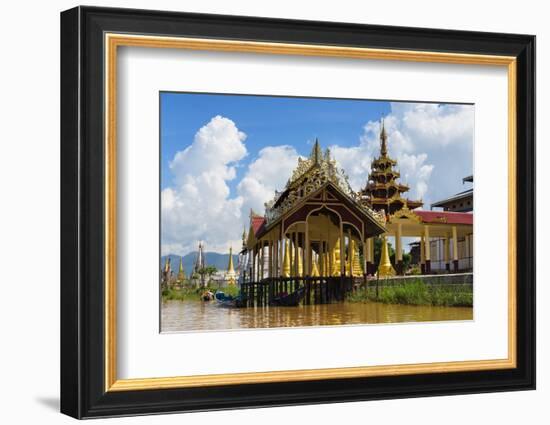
xmin=161 ymin=300 xmax=473 ymax=333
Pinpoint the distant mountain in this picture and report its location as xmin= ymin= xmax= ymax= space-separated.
xmin=161 ymin=252 xmax=239 ymax=275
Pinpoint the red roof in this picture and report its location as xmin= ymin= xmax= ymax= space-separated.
xmin=413 ymin=210 xmax=473 ymax=225
xmin=251 ymin=216 xmax=266 ymax=236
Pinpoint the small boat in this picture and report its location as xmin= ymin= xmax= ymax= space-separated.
xmin=269 ymin=286 xmax=305 ymax=307
xmin=215 ymin=291 xmax=247 ymax=308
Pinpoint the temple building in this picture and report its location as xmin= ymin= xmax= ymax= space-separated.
xmin=240 ymin=140 xmax=387 ymax=283
xmin=422 ymin=175 xmax=474 ymax=271
xmin=359 ymin=120 xmax=423 ymax=215
xmin=193 ymin=242 xmax=207 ymax=286
xmin=239 ymin=123 xmax=474 ymax=284
xmin=431 ymin=175 xmax=473 ymax=212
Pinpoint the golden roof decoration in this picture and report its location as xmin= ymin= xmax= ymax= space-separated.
xmin=263 ymin=139 xmax=384 ymax=225
xmin=387 ymin=204 xmax=422 ymax=224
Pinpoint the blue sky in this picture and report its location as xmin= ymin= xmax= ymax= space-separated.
xmin=160 ymin=92 xmax=473 ymax=256
xmin=161 ymin=93 xmax=391 ymax=193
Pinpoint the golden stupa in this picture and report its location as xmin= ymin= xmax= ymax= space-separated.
xmin=377 ymin=235 xmax=396 ymax=277
xmin=282 ymin=239 xmax=291 ymax=278
xmin=331 ymin=238 xmax=342 ymax=276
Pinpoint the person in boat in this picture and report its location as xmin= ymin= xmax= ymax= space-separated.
xmin=201 ymin=290 xmax=214 ymax=301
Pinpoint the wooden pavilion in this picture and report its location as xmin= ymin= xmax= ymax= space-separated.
xmin=239 ymin=141 xmax=387 ymax=305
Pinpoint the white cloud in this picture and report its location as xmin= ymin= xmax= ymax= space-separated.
xmin=393 ymin=103 xmax=474 ymax=149
xmin=237 ymin=145 xmax=301 ymax=215
xmin=161 ymin=116 xmax=247 ymax=256
xmin=331 ymin=103 xmax=473 ymax=206
xmin=162 ymin=104 xmax=473 ymax=255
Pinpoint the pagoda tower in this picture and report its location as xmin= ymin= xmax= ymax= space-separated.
xmin=193 ymin=242 xmax=207 ymax=286
xmin=226 ymin=247 xmax=237 ymax=285
xmin=176 ymin=257 xmax=186 ymax=283
xmin=161 ymin=257 xmax=172 ymax=287
xmin=360 ymin=119 xmax=423 ymax=216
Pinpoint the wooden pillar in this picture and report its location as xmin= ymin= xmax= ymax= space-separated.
xmin=278 ymin=226 xmax=284 ymax=278
xmin=444 ymin=235 xmax=450 ymax=272
xmin=268 ymin=240 xmax=273 ymax=278
xmin=294 ymin=232 xmax=300 ymax=277
xmin=305 ymin=220 xmax=310 ymax=277
xmin=452 ymin=225 xmax=459 ymax=272
xmin=464 ymin=234 xmax=470 ymax=269
xmin=420 ymin=235 xmax=425 ymax=274
xmin=253 ymin=245 xmax=257 ymax=282
xmin=365 ymin=238 xmax=371 ymax=275
xmin=424 ymin=225 xmax=431 ymax=274
xmin=396 ymin=223 xmax=403 ymax=275
xmin=369 ymin=237 xmax=375 ymax=275
xmin=362 ymin=239 xmax=367 ymax=277
xmin=276 ymin=238 xmax=280 ymax=277
xmin=340 ymin=224 xmax=345 ymax=277
xmin=260 ymin=241 xmax=264 ymax=280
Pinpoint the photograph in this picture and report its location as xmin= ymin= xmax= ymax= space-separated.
xmin=159 ymin=93 xmax=475 ymax=332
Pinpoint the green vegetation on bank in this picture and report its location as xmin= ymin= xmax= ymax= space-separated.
xmin=162 ymin=284 xmax=240 ymax=301
xmin=347 ymin=279 xmax=473 ymax=307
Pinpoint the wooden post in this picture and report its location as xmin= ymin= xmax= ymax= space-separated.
xmin=452 ymin=225 xmax=459 ymax=272
xmin=444 ymin=235 xmax=450 ymax=272
xmin=305 ymin=220 xmax=310 ymax=277
xmin=396 ymin=223 xmax=403 ymax=275
xmin=424 ymin=225 xmax=431 ymax=274
xmin=340 ymin=224 xmax=345 ymax=276
xmin=420 ymin=235 xmax=425 ymax=274
xmin=294 ymin=231 xmax=299 ymax=278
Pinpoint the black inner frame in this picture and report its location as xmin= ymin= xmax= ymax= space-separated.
xmin=60 ymin=6 xmax=535 ymax=419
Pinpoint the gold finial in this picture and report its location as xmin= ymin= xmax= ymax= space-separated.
xmin=380 ymin=118 xmax=388 ymax=157
xmin=310 ymin=138 xmax=322 ymax=164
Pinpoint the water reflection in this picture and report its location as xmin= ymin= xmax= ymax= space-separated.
xmin=161 ymin=300 xmax=473 ymax=333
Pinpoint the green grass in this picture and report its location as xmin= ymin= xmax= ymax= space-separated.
xmin=162 ymin=284 xmax=240 ymax=301
xmin=347 ymin=279 xmax=472 ymax=307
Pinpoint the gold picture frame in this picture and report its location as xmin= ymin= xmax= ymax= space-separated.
xmin=105 ymin=34 xmax=517 ymax=392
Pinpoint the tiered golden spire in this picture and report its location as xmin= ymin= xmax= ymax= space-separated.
xmin=380 ymin=118 xmax=388 ymax=156
xmin=226 ymin=246 xmax=237 ymax=285
xmin=177 ymin=257 xmax=185 ymax=282
xmin=347 ymin=239 xmax=363 ymax=277
xmin=360 ymin=117 xmax=423 ymax=214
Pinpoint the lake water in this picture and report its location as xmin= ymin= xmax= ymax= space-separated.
xmin=161 ymin=300 xmax=473 ymax=332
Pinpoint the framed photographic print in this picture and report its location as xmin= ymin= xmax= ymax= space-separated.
xmin=60 ymin=6 xmax=535 ymax=419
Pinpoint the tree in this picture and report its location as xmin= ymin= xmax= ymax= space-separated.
xmin=197 ymin=266 xmax=218 ymax=287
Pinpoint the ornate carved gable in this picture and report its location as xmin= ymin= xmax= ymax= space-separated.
xmin=264 ymin=140 xmax=368 ymax=225
xmin=388 ymin=205 xmax=422 ymax=224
